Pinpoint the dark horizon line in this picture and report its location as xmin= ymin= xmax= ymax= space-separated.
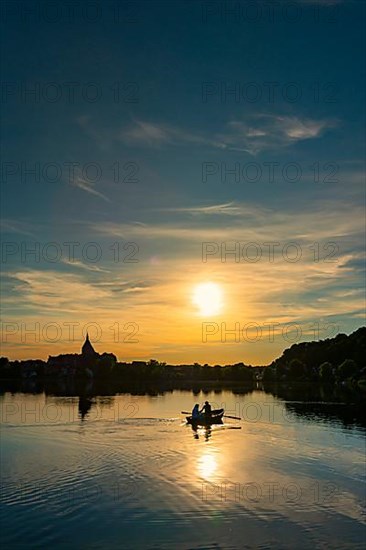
xmin=3 ymin=325 xmax=365 ymax=369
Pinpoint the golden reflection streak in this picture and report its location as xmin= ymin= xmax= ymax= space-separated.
xmin=197 ymin=452 xmax=218 ymax=480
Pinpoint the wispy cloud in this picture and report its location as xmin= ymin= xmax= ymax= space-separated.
xmin=120 ymin=120 xmax=211 ymax=148
xmin=91 ymin=199 xmax=364 ymax=242
xmin=0 ymin=219 xmax=38 ymax=238
xmin=61 ymin=258 xmax=111 ymax=273
xmin=2 ymin=270 xmax=152 ymax=316
xmin=158 ymin=202 xmax=261 ymax=217
xmin=121 ymin=121 xmax=171 ymax=146
xmin=216 ymin=115 xmax=337 ymax=154
xmin=71 ymin=176 xmax=110 ymax=202
xmin=120 ymin=115 xmax=337 ymax=154
xmin=3 ymin=270 xmax=110 ymax=315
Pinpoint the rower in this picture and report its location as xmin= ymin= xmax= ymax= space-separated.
xmin=201 ymin=401 xmax=212 ymax=419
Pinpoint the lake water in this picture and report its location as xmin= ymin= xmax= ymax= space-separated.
xmin=1 ymin=387 xmax=365 ymax=549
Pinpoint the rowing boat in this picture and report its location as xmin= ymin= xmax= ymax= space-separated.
xmin=186 ymin=408 xmax=224 ymax=426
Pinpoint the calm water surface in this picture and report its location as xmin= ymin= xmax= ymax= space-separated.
xmin=1 ymin=389 xmax=365 ymax=549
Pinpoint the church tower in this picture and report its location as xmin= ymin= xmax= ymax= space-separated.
xmin=81 ymin=333 xmax=96 ymax=357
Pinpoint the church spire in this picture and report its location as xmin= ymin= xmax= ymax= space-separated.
xmin=82 ymin=332 xmax=96 ymax=356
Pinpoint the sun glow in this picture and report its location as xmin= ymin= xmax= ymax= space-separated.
xmin=193 ymin=282 xmax=223 ymax=316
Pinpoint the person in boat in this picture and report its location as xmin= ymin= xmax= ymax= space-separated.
xmin=200 ymin=401 xmax=212 ymax=420
xmin=191 ymin=404 xmax=200 ymax=420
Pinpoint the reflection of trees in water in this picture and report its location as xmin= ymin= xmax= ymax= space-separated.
xmin=232 ymin=387 xmax=256 ymax=396
xmin=284 ymin=401 xmax=366 ymax=430
xmin=1 ymin=378 xmax=364 ymax=429
xmin=1 ymin=378 xmax=256 ymax=397
xmin=264 ymin=383 xmax=366 ymax=430
xmin=44 ymin=387 xmax=115 ymax=422
xmin=97 ymin=396 xmax=114 ymax=405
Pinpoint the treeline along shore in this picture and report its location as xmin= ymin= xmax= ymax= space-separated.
xmin=1 ymin=327 xmax=365 ymax=393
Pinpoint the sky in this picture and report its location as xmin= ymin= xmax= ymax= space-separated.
xmin=1 ymin=0 xmax=365 ymax=364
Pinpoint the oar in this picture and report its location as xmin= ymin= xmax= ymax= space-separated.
xmin=181 ymin=411 xmax=241 ymax=420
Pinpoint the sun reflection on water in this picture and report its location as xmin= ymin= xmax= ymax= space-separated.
xmin=198 ymin=452 xmax=218 ymax=480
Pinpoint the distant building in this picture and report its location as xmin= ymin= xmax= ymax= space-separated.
xmin=46 ymin=353 xmax=80 ymax=376
xmin=47 ymin=334 xmax=99 ymax=375
xmin=46 ymin=334 xmax=116 ymax=376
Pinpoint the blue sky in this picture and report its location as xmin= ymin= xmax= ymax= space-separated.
xmin=1 ymin=0 xmax=365 ymax=363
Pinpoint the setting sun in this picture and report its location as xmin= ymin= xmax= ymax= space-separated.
xmin=193 ymin=282 xmax=223 ymax=316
